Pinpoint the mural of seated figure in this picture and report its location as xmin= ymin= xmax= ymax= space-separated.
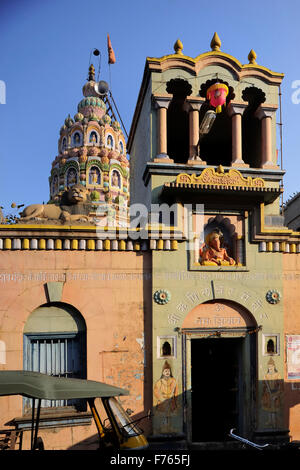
xmin=200 ymin=229 xmax=236 ymax=266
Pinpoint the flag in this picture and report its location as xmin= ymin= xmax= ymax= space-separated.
xmin=107 ymin=34 xmax=116 ymax=64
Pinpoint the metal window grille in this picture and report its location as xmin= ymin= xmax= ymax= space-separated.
xmin=24 ymin=333 xmax=86 ymax=410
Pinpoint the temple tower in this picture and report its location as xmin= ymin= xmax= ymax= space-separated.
xmin=49 ymin=64 xmax=129 ymax=222
xmin=128 ymin=34 xmax=289 ymax=446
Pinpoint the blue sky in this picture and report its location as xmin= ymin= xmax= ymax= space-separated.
xmin=1 ymin=0 xmax=299 ymax=215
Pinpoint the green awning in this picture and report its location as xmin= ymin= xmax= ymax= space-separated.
xmin=0 ymin=371 xmax=129 ymax=400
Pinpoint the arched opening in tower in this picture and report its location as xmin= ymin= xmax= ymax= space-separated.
xmin=198 ymin=79 xmax=234 ymax=166
xmin=242 ymin=87 xmax=265 ymax=168
xmin=166 ymin=79 xmax=191 ymax=163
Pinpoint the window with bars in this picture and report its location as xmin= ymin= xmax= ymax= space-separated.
xmin=23 ymin=332 xmax=86 ymax=411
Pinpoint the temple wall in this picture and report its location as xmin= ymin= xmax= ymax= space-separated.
xmin=283 ymin=253 xmax=300 ymax=441
xmin=0 ymin=250 xmax=152 ymax=449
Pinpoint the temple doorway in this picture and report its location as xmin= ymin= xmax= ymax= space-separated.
xmin=182 ymin=299 xmax=257 ymax=443
xmin=191 ymin=337 xmax=243 ymax=442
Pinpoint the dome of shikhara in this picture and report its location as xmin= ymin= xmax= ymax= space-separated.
xmin=49 ymin=63 xmax=129 ymax=211
xmin=77 ymin=95 xmax=106 ymax=119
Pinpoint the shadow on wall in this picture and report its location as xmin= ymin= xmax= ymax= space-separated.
xmin=66 ymin=377 xmax=300 ymax=450
xmin=67 ymin=408 xmax=152 ymax=450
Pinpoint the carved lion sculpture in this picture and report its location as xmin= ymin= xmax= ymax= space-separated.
xmin=19 ymin=185 xmax=90 ymax=222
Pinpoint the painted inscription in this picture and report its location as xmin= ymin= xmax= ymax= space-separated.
xmin=196 ymin=316 xmax=242 ymax=327
xmin=168 ymin=286 xmax=268 ymax=326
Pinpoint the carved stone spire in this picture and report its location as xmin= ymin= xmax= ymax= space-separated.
xmin=248 ymin=49 xmax=257 ymax=64
xmin=88 ymin=63 xmax=95 ymax=81
xmin=174 ymin=39 xmax=183 ymax=55
xmin=210 ymin=32 xmax=221 ymax=51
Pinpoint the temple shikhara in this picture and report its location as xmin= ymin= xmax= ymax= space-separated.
xmin=1 ymin=33 xmax=300 ymax=450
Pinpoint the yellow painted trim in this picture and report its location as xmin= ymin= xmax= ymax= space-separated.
xmin=119 ymin=240 xmax=126 ymax=251
xmin=266 ymin=242 xmax=273 ymax=252
xmin=260 ymin=203 xmax=291 ymax=234
xmin=147 ymin=50 xmax=284 ymax=77
xmin=280 ymin=242 xmax=286 ymax=252
xmin=103 ymin=239 xmax=110 ymax=250
xmin=290 ymin=243 xmax=296 ymax=253
xmin=157 ymin=239 xmax=164 ymax=250
xmin=4 ymin=239 xmax=11 ymax=249
xmin=71 ymin=239 xmax=78 ymax=250
xmin=171 ymin=240 xmax=178 ymax=250
xmin=22 ymin=239 xmax=30 ymax=250
xmin=39 ymin=239 xmax=46 ymax=250
xmin=87 ymin=239 xmax=95 ymax=250
xmin=55 ymin=239 xmax=62 ymax=250
xmin=0 ymin=224 xmax=178 ymax=234
xmin=134 ymin=242 xmax=140 ymax=251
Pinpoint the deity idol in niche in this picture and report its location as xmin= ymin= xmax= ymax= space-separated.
xmin=89 ymin=166 xmax=100 ymax=185
xmin=73 ymin=132 xmax=81 ymax=146
xmin=200 ymin=229 xmax=235 ymax=266
xmin=66 ymin=168 xmax=77 ymax=187
xmin=52 ymin=175 xmax=58 ymax=194
xmin=89 ymin=131 xmax=98 ymax=144
xmin=107 ymin=134 xmax=113 ymax=148
xmin=111 ymin=170 xmax=121 ymax=188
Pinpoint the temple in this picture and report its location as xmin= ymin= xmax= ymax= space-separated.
xmin=0 ymin=33 xmax=300 ymax=450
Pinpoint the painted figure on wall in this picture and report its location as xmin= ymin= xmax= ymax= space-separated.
xmin=261 ymin=358 xmax=283 ymax=428
xmin=73 ymin=132 xmax=81 ymax=147
xmin=111 ymin=170 xmax=121 ymax=188
xmin=200 ymin=229 xmax=235 ymax=266
xmin=89 ymin=131 xmax=98 ymax=144
xmin=89 ymin=166 xmax=101 ymax=185
xmin=154 ymin=361 xmax=178 ymax=414
xmin=51 ymin=175 xmax=58 ymax=195
xmin=107 ymin=134 xmax=114 ymax=149
xmin=66 ymin=168 xmax=77 ymax=187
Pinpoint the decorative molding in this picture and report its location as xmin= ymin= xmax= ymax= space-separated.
xmin=0 ymin=236 xmax=178 ymax=252
xmin=153 ymin=289 xmax=171 ymax=305
xmin=266 ymin=289 xmax=281 ymax=304
xmin=175 ymin=167 xmax=265 ymax=188
xmin=46 ymin=281 xmax=64 ymax=302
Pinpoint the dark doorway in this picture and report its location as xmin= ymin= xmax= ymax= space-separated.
xmin=191 ymin=337 xmax=242 ymax=442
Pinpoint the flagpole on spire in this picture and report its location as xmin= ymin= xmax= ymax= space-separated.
xmin=107 ymin=34 xmax=116 ymax=91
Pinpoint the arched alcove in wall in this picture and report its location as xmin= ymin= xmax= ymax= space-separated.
xmin=182 ymin=299 xmax=257 ymax=330
xmin=23 ymin=302 xmax=87 ymax=409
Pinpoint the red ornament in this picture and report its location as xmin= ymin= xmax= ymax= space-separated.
xmin=207 ymin=82 xmax=229 ymax=113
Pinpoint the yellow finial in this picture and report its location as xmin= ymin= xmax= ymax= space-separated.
xmin=248 ymin=49 xmax=257 ymax=64
xmin=217 ymin=164 xmax=224 ymax=174
xmin=88 ymin=63 xmax=95 ymax=81
xmin=210 ymin=32 xmax=221 ymax=51
xmin=174 ymin=39 xmax=183 ymax=54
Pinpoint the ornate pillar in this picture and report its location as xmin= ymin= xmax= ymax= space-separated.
xmin=153 ymin=98 xmax=173 ymax=162
xmin=227 ymin=103 xmax=248 ymax=167
xmin=187 ymin=102 xmax=207 ymax=164
xmin=255 ymin=106 xmax=278 ymax=169
xmin=188 ymin=103 xmax=199 ymax=160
